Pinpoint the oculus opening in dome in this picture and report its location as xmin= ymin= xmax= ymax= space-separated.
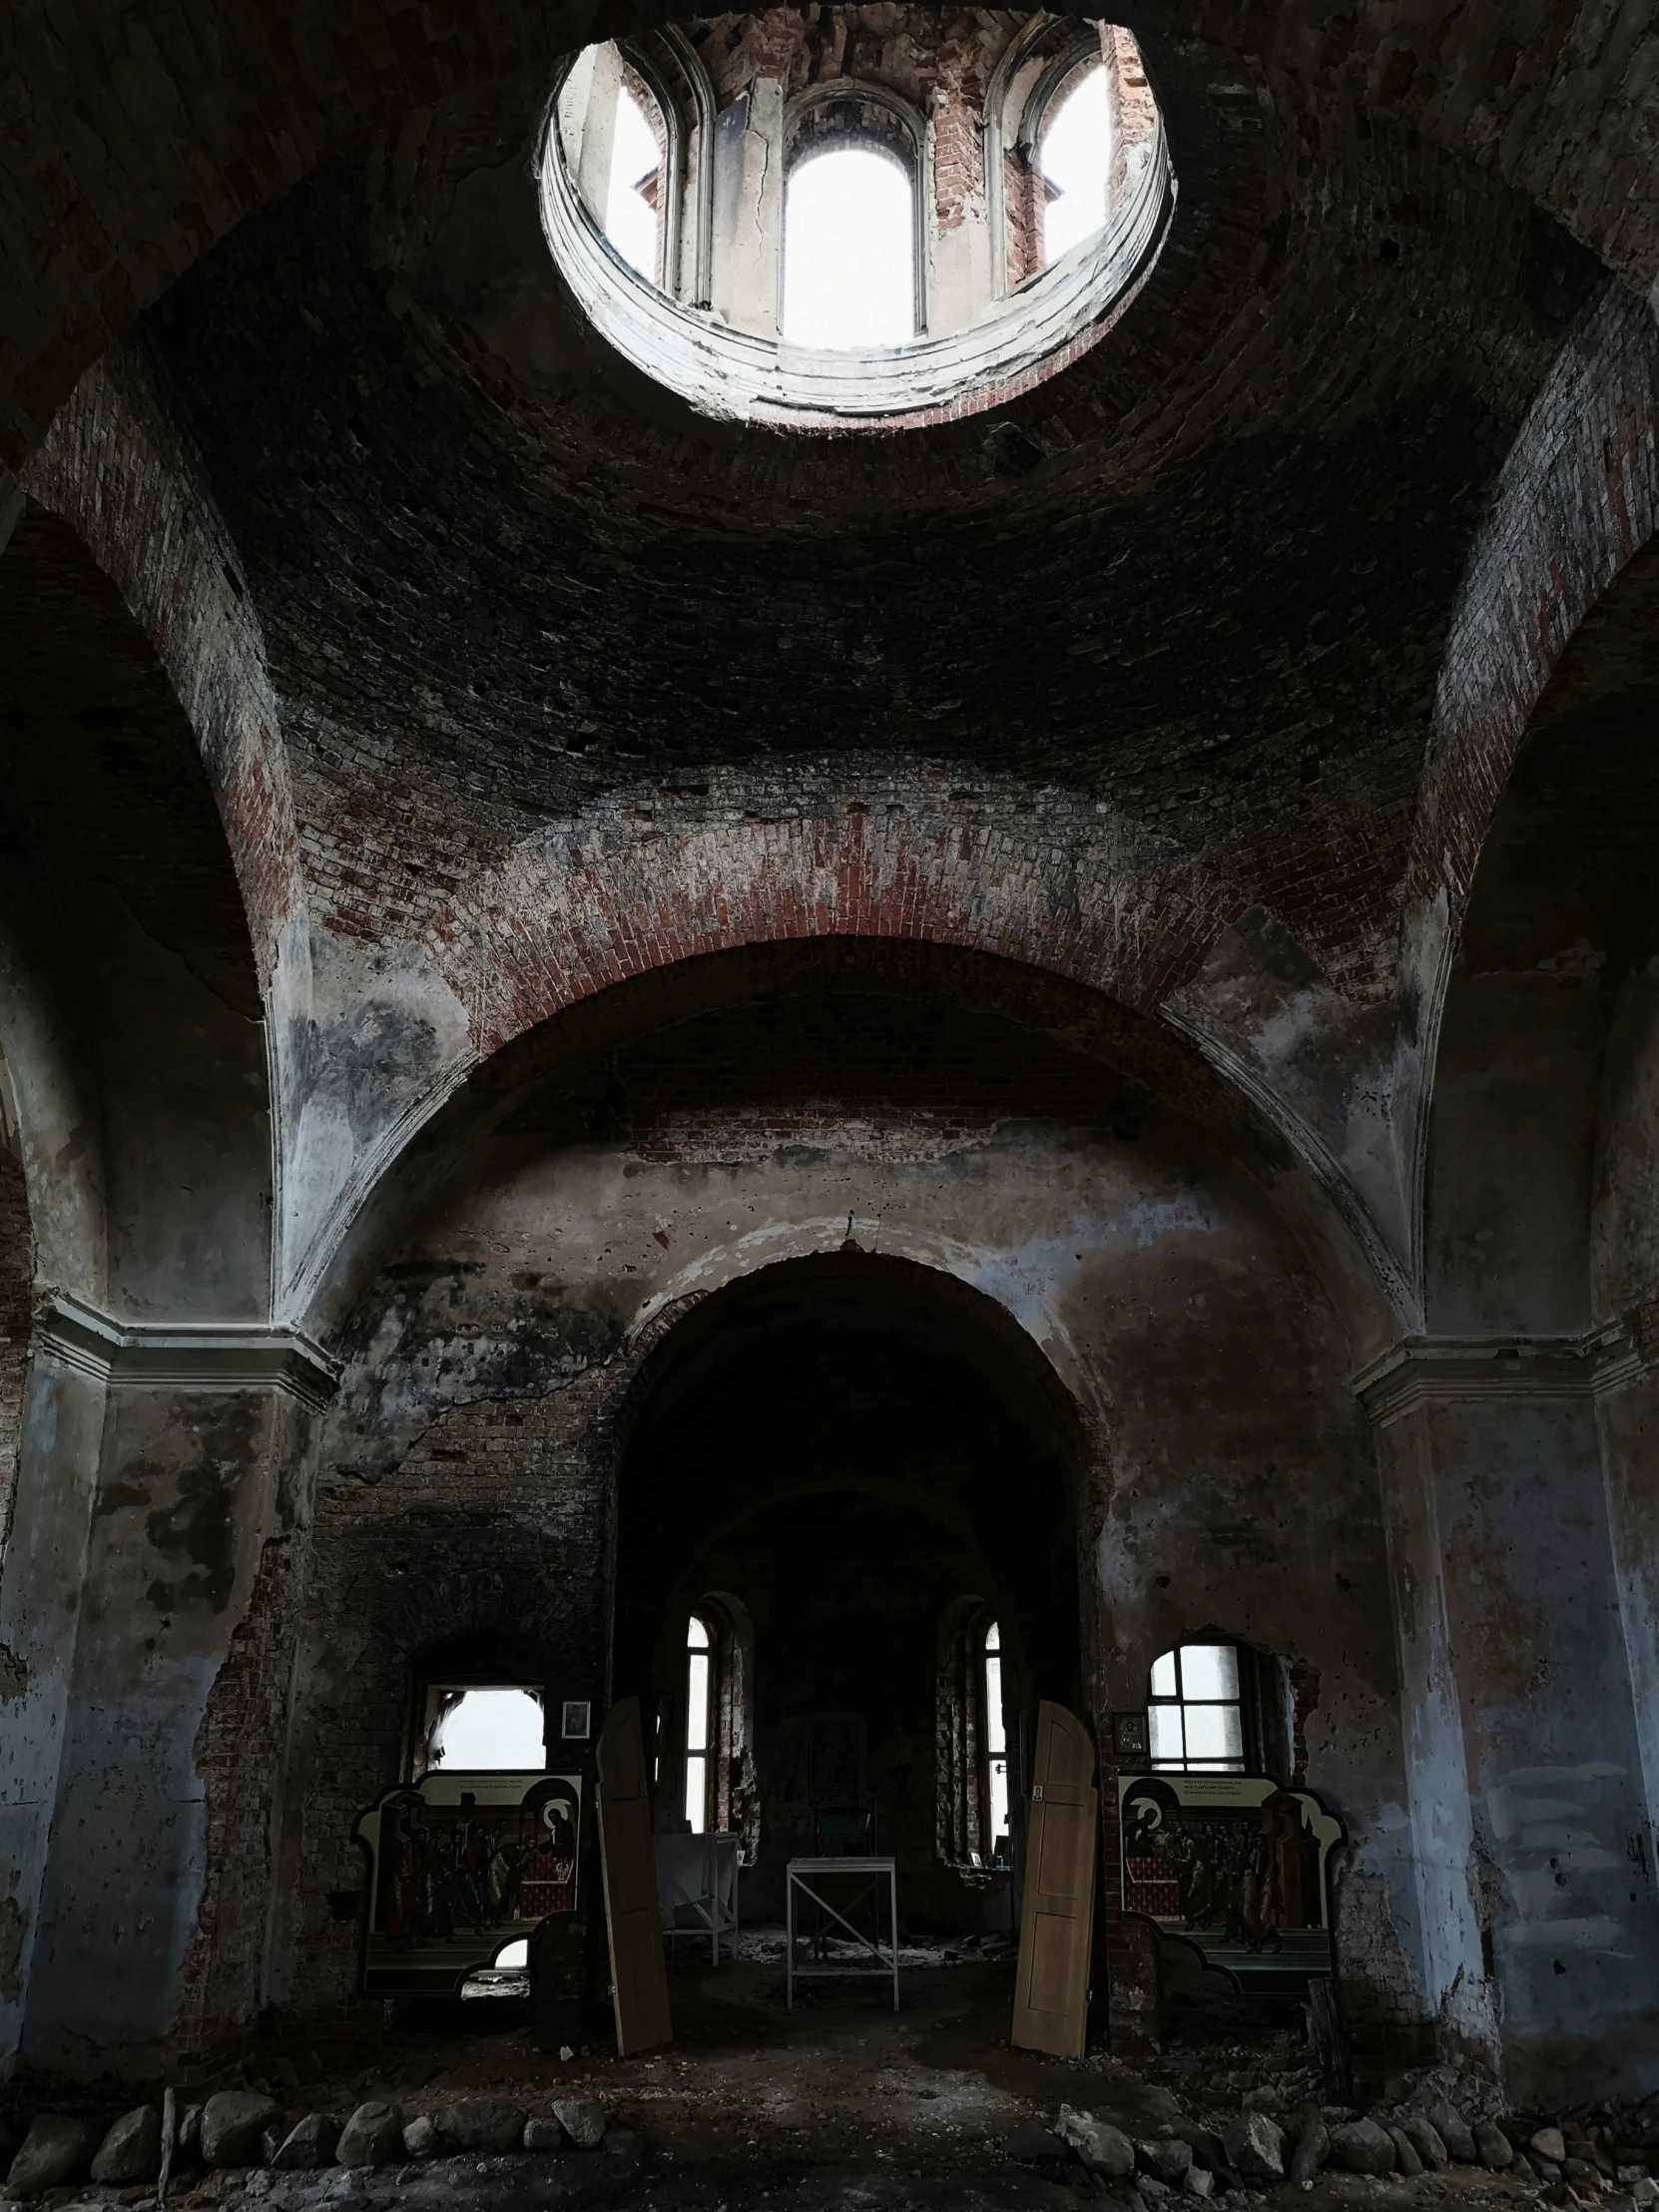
xmin=541 ymin=9 xmax=1174 ymax=431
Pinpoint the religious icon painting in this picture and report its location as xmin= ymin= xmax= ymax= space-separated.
xmin=354 ymin=1768 xmax=583 ymax=1993
xmin=1118 ymin=1771 xmax=1345 ymax=1996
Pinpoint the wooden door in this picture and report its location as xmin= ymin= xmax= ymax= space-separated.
xmin=596 ymin=1696 xmax=673 ymax=2055
xmin=1011 ymin=1699 xmax=1097 ymax=2058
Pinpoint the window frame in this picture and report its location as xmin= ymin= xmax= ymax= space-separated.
xmin=1146 ymin=1642 xmax=1253 ymax=1774
xmin=781 ymin=80 xmax=930 ymax=341
xmin=683 ymin=1611 xmax=715 ymax=1834
xmin=982 ymin=1619 xmax=1011 ymax=1866
xmin=1030 ymin=55 xmax=1112 ymax=271
xmin=413 ymin=1680 xmax=548 ymax=1778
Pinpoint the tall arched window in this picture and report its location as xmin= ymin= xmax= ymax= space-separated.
xmin=606 ymin=83 xmax=664 ymax=279
xmin=983 ymin=1620 xmax=1010 ymax=1860
xmin=557 ymin=45 xmax=671 ymax=288
xmin=684 ymin=1612 xmax=713 ymax=1832
xmin=1039 ymin=63 xmax=1111 ymax=266
xmin=782 ymin=144 xmax=915 ymax=348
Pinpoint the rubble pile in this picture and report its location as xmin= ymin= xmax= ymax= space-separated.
xmin=0 ymin=2091 xmax=621 ymax=2202
xmin=1011 ymin=2084 xmax=1659 ymax=2209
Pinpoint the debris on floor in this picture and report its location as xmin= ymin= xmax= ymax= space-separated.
xmin=4 ymin=1949 xmax=1657 ymax=2210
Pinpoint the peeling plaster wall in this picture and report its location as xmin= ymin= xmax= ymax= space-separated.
xmin=0 ymin=1357 xmax=106 ymax=2062
xmin=1591 ymin=921 xmax=1659 ymax=2054
xmin=18 ymin=1382 xmax=318 ymax=2080
xmin=273 ymin=1009 xmax=1415 ymax=2034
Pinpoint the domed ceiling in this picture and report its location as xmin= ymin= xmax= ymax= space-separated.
xmin=137 ymin=6 xmax=1605 ymax=997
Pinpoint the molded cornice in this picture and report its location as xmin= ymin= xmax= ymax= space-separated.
xmin=35 ymin=1292 xmax=339 ymax=1409
xmin=1355 ymin=1324 xmax=1643 ymax=1426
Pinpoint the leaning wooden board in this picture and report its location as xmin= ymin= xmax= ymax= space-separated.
xmin=596 ymin=1697 xmax=674 ymax=2055
xmin=1010 ymin=1698 xmax=1097 ymax=2058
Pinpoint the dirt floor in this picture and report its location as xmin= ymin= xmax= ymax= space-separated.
xmin=3 ymin=1931 xmax=1605 ymax=2212
xmin=220 ymin=1933 xmax=1550 ymax=2210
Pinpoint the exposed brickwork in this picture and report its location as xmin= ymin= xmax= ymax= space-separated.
xmin=1411 ymin=279 xmax=1659 ymax=915
xmin=616 ymin=987 xmax=1142 ymax=1161
xmin=929 ymin=77 xmax=982 ymax=234
xmin=121 ymin=52 xmax=1602 ymax=1061
xmin=4 ymin=0 xmax=1659 ymax=464
xmin=174 ymin=1517 xmax=301 ymax=2064
xmin=20 ymin=350 xmax=300 ymax=981
xmin=0 ymin=499 xmax=267 ymax=1018
xmin=1003 ymin=149 xmax=1044 ymax=290
xmin=1103 ymin=24 xmax=1156 ymax=213
xmin=13 ymin=0 xmax=1659 ymax=2097
xmin=284 ymin=1370 xmax=617 ymax=2015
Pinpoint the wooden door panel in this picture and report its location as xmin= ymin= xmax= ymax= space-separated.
xmin=1027 ymin=1909 xmax=1088 ymax=2013
xmin=1011 ymin=1699 xmax=1097 ymax=2059
xmin=597 ymin=1697 xmax=674 ymax=2056
xmin=1034 ymin=1798 xmax=1092 ymax=1894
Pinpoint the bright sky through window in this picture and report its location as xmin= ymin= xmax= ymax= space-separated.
xmin=605 ymin=85 xmax=660 ymax=278
xmin=984 ymin=1620 xmax=1010 ymax=1853
xmin=1041 ymin=66 xmax=1111 ymax=264
xmin=782 ymin=147 xmax=914 ymax=348
xmin=685 ymin=1613 xmax=712 ymax=1834
xmin=429 ymin=1687 xmax=545 ymax=1769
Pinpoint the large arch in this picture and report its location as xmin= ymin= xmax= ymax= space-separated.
xmin=611 ymin=1250 xmax=1085 ymax=1927
xmin=0 ymin=498 xmax=325 ymax=2079
xmin=302 ymin=934 xmax=1409 ymax=1368
xmin=6 ymin=7 xmax=1647 ymax=1347
xmin=267 ymin=926 xmax=1409 ymax=2056
xmin=1372 ymin=538 xmax=1659 ymax=2100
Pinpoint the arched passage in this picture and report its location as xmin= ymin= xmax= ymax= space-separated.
xmin=0 ymin=499 xmax=320 ymax=2081
xmin=273 ymin=921 xmax=1406 ymax=2073
xmin=1378 ymin=537 xmax=1659 ymax=2100
xmin=613 ymin=1252 xmax=1084 ymax=1932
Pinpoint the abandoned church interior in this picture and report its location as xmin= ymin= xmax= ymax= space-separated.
xmin=7 ymin=0 xmax=1659 ymax=2204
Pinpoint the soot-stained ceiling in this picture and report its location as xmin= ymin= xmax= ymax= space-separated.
xmin=136 ymin=17 xmax=1605 ymax=966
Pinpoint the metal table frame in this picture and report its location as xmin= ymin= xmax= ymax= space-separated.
xmin=785 ymin=1855 xmax=898 ymax=2010
xmin=656 ymin=1830 xmax=741 ymax=1965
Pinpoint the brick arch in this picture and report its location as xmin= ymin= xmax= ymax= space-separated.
xmin=6 ymin=0 xmax=1659 ymax=467
xmin=18 ymin=343 xmax=301 ymax=981
xmin=444 ymin=790 xmax=1245 ymax=1055
xmin=1422 ymin=529 xmax=1659 ymax=1338
xmin=1396 ymin=281 xmax=1659 ymax=1294
xmin=1410 ymin=280 xmax=1659 ymax=921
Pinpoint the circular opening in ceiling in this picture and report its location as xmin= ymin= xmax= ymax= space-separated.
xmin=539 ymin=10 xmax=1175 ymax=434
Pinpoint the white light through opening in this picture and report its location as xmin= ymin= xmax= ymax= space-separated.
xmin=984 ymin=1620 xmax=1010 ymax=1854
xmin=1041 ymin=66 xmax=1112 ymax=265
xmin=685 ymin=1614 xmax=712 ymax=1834
xmin=429 ymin=1688 xmax=546 ymax=1770
xmin=783 ymin=146 xmax=915 ymax=349
xmin=606 ymin=85 xmax=661 ymax=279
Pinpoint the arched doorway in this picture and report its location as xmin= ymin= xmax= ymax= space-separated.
xmin=613 ymin=1252 xmax=1083 ymax=1938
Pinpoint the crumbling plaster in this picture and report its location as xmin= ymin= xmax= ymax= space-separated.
xmin=9 ymin=14 xmax=1635 ymax=1339
xmin=6 ymin=0 xmax=1659 ymax=2112
xmin=272 ymin=994 xmax=1418 ymax=2036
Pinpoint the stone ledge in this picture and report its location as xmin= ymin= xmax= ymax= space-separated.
xmin=34 ymin=1291 xmax=341 ymax=1408
xmin=1354 ymin=1323 xmax=1643 ymax=1426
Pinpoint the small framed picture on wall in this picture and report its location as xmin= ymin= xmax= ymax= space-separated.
xmin=561 ymin=1699 xmax=592 ymax=1741
xmin=1112 ymin=1710 xmax=1150 ymax=1763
